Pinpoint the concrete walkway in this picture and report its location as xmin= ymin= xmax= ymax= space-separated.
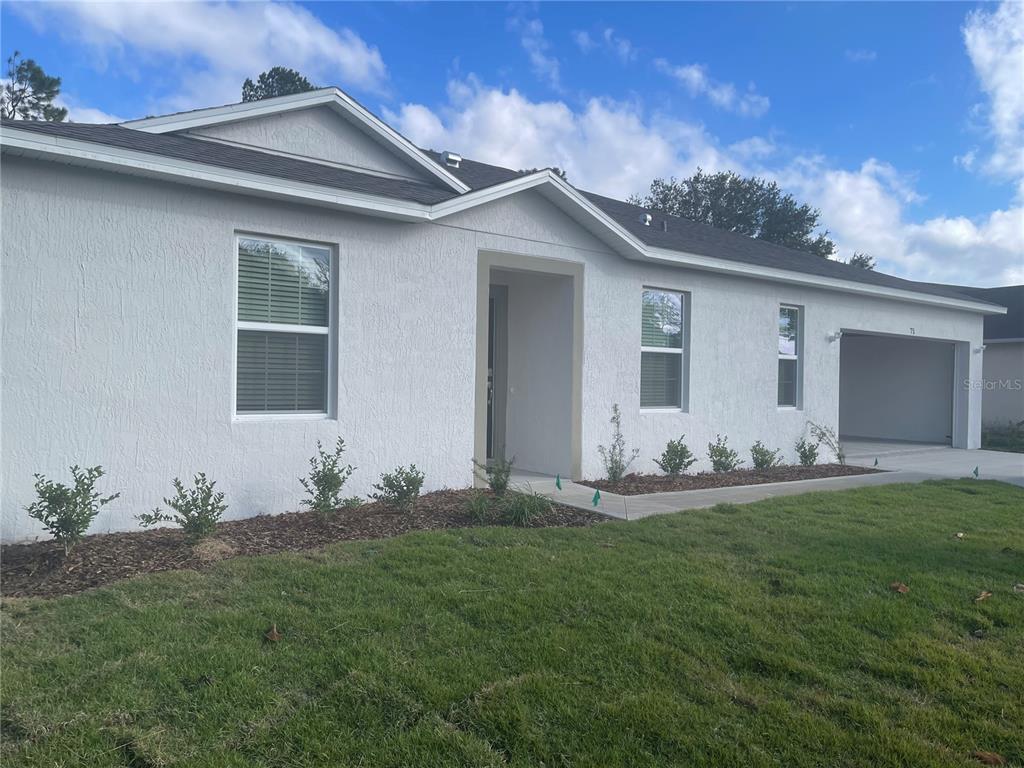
xmin=511 ymin=441 xmax=1022 ymax=521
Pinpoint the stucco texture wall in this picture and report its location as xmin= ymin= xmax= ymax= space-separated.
xmin=981 ymin=342 xmax=1024 ymax=426
xmin=188 ymin=106 xmax=432 ymax=181
xmin=1 ymin=156 xmax=987 ymax=540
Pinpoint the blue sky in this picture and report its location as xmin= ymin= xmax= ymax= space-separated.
xmin=2 ymin=1 xmax=1021 ymax=285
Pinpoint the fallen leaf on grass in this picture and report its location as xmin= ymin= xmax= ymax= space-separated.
xmin=974 ymin=591 xmax=993 ymax=603
xmin=954 ymin=532 xmax=965 ymax=540
xmin=971 ymin=628 xmax=986 ymax=639
xmin=971 ymin=751 xmax=1006 ymax=765
xmin=264 ymin=624 xmax=282 ymax=642
xmin=1013 ymin=583 xmax=1024 ymax=593
xmin=890 ymin=581 xmax=909 ymax=594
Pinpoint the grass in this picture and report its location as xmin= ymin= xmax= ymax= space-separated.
xmin=2 ymin=480 xmax=1023 ymax=767
xmin=982 ymin=423 xmax=1024 ymax=453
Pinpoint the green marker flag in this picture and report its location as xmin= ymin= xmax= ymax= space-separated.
xmin=592 ymin=488 xmax=601 ymax=506
xmin=555 ymin=474 xmax=562 ymax=490
xmin=973 ymin=466 xmax=980 ymax=478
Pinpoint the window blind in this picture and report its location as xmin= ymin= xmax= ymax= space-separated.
xmin=641 ymin=289 xmax=684 ymax=408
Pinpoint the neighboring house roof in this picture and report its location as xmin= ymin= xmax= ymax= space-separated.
xmin=0 ymin=92 xmax=1007 ymax=316
xmin=948 ymin=285 xmax=1023 ymax=340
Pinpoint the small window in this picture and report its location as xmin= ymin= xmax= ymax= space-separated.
xmin=641 ymin=288 xmax=685 ymax=409
xmin=778 ymin=305 xmax=801 ymax=408
xmin=235 ymin=236 xmax=332 ymax=415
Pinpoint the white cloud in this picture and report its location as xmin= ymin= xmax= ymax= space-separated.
xmin=509 ymin=16 xmax=561 ymax=91
xmin=57 ymin=95 xmax=125 ymax=124
xmin=602 ymin=28 xmax=637 ymax=63
xmin=572 ymin=30 xmax=595 ymax=53
xmin=844 ymin=48 xmax=878 ymax=63
xmin=654 ymin=58 xmax=770 ymax=118
xmin=13 ymin=1 xmax=388 ymax=111
xmin=386 ymin=76 xmax=738 ymax=198
xmin=962 ymin=0 xmax=1024 ymax=183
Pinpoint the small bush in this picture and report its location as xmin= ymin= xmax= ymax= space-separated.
xmin=501 ymin=491 xmax=551 ymax=527
xmin=654 ymin=436 xmax=697 ymax=475
xmin=340 ymin=496 xmax=364 ymax=509
xmin=808 ymin=422 xmax=845 ymax=465
xmin=795 ymin=437 xmax=819 ymax=466
xmin=708 ymin=435 xmax=742 ymax=472
xmin=473 ymin=455 xmax=515 ymax=496
xmin=466 ymin=490 xmax=492 ymax=524
xmin=25 ymin=465 xmax=120 ymax=555
xmin=750 ymin=440 xmax=783 ymax=470
xmin=299 ymin=437 xmax=356 ymax=516
xmin=137 ymin=473 xmax=226 ymax=540
xmin=370 ymin=465 xmax=425 ymax=510
xmin=597 ymin=404 xmax=639 ymax=483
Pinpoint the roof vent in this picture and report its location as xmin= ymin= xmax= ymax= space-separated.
xmin=442 ymin=151 xmax=462 ymax=169
xmin=639 ymin=213 xmax=653 ymax=226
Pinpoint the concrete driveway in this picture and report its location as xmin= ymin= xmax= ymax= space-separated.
xmin=844 ymin=439 xmax=1024 ymax=487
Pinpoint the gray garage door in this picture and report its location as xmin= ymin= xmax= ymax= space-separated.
xmin=839 ymin=333 xmax=954 ymax=444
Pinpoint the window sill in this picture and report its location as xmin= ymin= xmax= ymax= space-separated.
xmin=777 ymin=406 xmax=802 ymax=412
xmin=233 ymin=413 xmax=333 ymax=423
xmin=640 ymin=407 xmax=687 ymax=414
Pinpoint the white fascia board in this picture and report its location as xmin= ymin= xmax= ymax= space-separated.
xmin=643 ymin=244 xmax=1007 ymax=315
xmin=431 ymin=170 xmax=649 ymax=259
xmin=120 ymin=88 xmax=470 ymax=195
xmin=0 ymin=128 xmax=431 ymax=222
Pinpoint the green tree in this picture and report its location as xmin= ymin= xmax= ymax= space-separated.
xmin=241 ymin=67 xmax=315 ymax=102
xmin=629 ymin=169 xmax=836 ymax=258
xmin=847 ymin=252 xmax=876 ymax=270
xmin=520 ymin=166 xmax=568 ymax=181
xmin=1 ymin=51 xmax=67 ymax=121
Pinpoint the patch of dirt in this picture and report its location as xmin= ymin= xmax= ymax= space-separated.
xmin=579 ymin=464 xmax=881 ymax=495
xmin=0 ymin=490 xmax=604 ymax=600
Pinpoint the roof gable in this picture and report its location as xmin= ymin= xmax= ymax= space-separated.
xmin=121 ymin=88 xmax=469 ymax=193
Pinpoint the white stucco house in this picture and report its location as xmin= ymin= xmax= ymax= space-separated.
xmin=0 ymin=87 xmax=1008 ymax=541
xmin=957 ymin=285 xmax=1023 ymax=428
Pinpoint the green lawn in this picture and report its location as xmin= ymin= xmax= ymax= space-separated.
xmin=3 ymin=480 xmax=1023 ymax=768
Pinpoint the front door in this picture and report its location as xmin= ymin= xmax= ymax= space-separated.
xmin=486 ymin=285 xmax=508 ymax=461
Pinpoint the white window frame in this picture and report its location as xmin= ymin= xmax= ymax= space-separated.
xmin=232 ymin=232 xmax=337 ymax=421
xmin=777 ymin=303 xmax=802 ymax=410
xmin=640 ymin=287 xmax=688 ymax=413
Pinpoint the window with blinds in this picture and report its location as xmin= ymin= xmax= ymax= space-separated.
xmin=778 ymin=305 xmax=801 ymax=408
xmin=235 ymin=237 xmax=332 ymax=415
xmin=641 ymin=288 xmax=685 ymax=409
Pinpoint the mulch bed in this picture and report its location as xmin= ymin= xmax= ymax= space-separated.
xmin=1 ymin=490 xmax=604 ymax=600
xmin=578 ymin=463 xmax=881 ymax=495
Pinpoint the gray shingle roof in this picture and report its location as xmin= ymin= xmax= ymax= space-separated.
xmin=421 ymin=151 xmax=1000 ymax=307
xmin=943 ymin=285 xmax=1023 ymax=339
xmin=1 ymin=119 xmax=1006 ymax=310
xmin=2 ymin=120 xmax=455 ymax=205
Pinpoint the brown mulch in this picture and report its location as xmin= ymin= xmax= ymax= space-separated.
xmin=579 ymin=464 xmax=881 ymax=495
xmin=0 ymin=490 xmax=604 ymax=600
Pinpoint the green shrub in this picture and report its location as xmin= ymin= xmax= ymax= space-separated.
xmin=299 ymin=438 xmax=356 ymax=516
xmin=597 ymin=404 xmax=639 ymax=482
xmin=137 ymin=473 xmax=226 ymax=540
xmin=340 ymin=496 xmax=364 ymax=509
xmin=795 ymin=437 xmax=819 ymax=466
xmin=25 ymin=465 xmax=120 ymax=555
xmin=370 ymin=465 xmax=425 ymax=510
xmin=708 ymin=435 xmax=742 ymax=472
xmin=750 ymin=440 xmax=783 ymax=470
xmin=466 ymin=490 xmax=492 ymax=524
xmin=501 ymin=491 xmax=551 ymax=527
xmin=473 ymin=455 xmax=515 ymax=496
xmin=654 ymin=436 xmax=697 ymax=475
xmin=808 ymin=422 xmax=845 ymax=465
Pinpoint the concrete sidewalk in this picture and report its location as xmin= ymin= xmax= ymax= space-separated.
xmin=510 ymin=469 xmax=942 ymax=521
